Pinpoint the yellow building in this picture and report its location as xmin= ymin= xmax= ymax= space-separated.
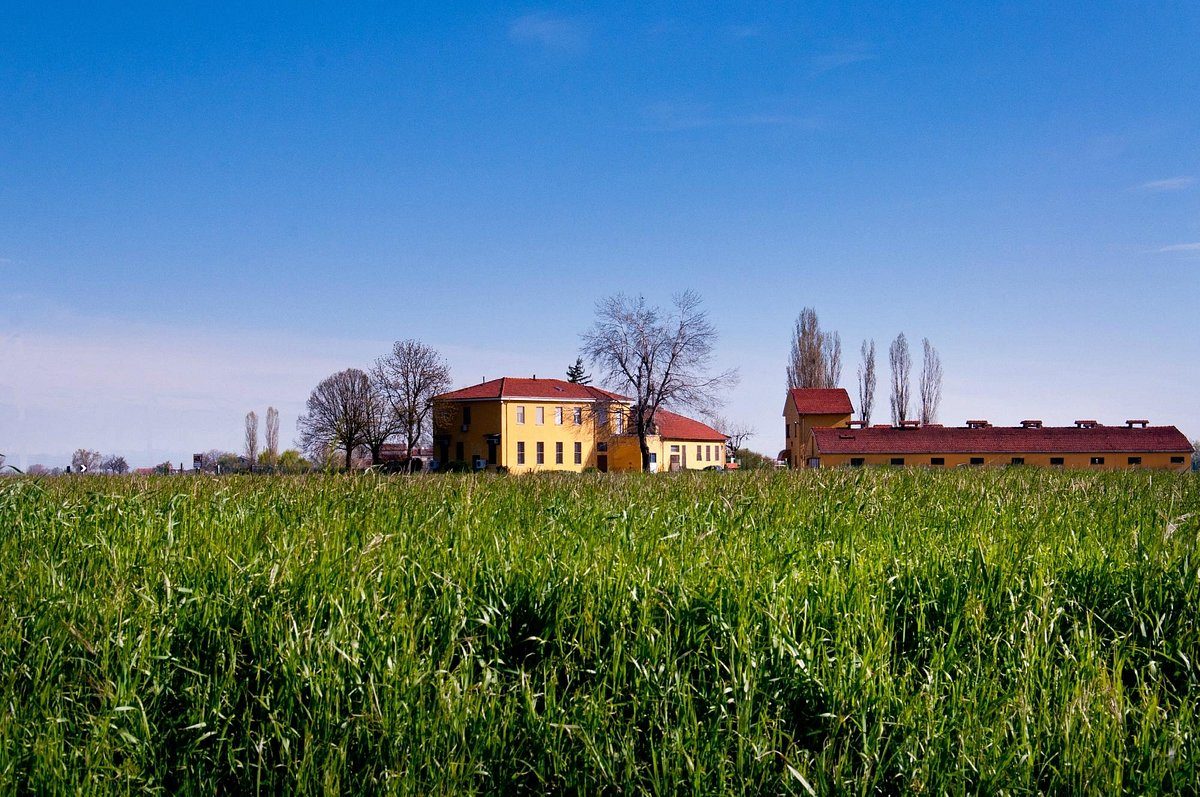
xmin=432 ymin=377 xmax=727 ymax=473
xmin=783 ymin=389 xmax=1192 ymax=472
xmin=782 ymin=388 xmax=854 ymax=468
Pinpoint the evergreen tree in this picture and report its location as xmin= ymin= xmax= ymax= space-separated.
xmin=566 ymin=357 xmax=591 ymax=384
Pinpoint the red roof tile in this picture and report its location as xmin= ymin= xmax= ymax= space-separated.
xmin=652 ymin=409 xmax=727 ymax=442
xmin=789 ymin=388 xmax=853 ymax=415
xmin=812 ymin=425 xmax=1192 ymax=455
xmin=435 ymin=377 xmax=629 ymax=402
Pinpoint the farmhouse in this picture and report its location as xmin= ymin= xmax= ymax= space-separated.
xmin=784 ymin=388 xmax=1192 ymax=471
xmin=432 ymin=377 xmax=727 ymax=473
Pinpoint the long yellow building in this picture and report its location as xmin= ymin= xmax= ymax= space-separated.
xmin=784 ymin=388 xmax=1192 ymax=471
xmin=432 ymin=377 xmax=728 ymax=473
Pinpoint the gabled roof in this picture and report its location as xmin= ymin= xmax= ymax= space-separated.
xmin=788 ymin=388 xmax=854 ymax=416
xmin=653 ymin=410 xmax=727 ymax=442
xmin=435 ymin=377 xmax=629 ymax=402
xmin=812 ymin=424 xmax=1192 ymax=455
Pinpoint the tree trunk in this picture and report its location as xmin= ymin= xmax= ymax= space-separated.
xmin=344 ymin=444 xmax=353 ymax=472
xmin=638 ymin=432 xmax=651 ymax=473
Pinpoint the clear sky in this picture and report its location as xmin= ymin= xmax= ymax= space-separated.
xmin=2 ymin=2 xmax=1198 ymax=468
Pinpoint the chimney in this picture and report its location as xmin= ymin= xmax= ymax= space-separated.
xmin=966 ymin=419 xmax=990 ymax=429
xmin=899 ymin=420 xmax=920 ymax=429
xmin=1075 ymin=420 xmax=1099 ymax=429
xmin=1125 ymin=419 xmax=1149 ymax=428
xmin=1020 ymin=420 xmax=1043 ymax=429
xmin=847 ymin=420 xmax=867 ymax=429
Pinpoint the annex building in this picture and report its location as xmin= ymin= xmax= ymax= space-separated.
xmin=784 ymin=387 xmax=1192 ymax=471
xmin=432 ymin=377 xmax=727 ymax=473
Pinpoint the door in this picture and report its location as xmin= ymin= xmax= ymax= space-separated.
xmin=597 ymin=455 xmax=608 ymax=473
xmin=648 ymin=452 xmax=658 ymax=473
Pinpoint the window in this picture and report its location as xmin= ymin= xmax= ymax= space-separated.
xmin=1010 ymin=457 xmax=1025 ymax=465
xmin=536 ymin=442 xmax=545 ymax=464
xmin=1050 ymin=457 xmax=1064 ymax=466
xmin=1127 ymin=456 xmax=1142 ymax=466
xmin=930 ymin=457 xmax=945 ymax=466
xmin=516 ymin=442 xmax=525 ymax=465
xmin=455 ymin=442 xmax=464 ymax=461
xmin=670 ymin=445 xmax=679 ymax=452
xmin=462 ymin=406 xmax=471 ymax=425
xmin=597 ymin=442 xmax=608 ymax=452
xmin=555 ymin=407 xmax=563 ymax=425
xmin=1171 ymin=456 xmax=1185 ymax=464
xmin=615 ymin=412 xmax=624 ymax=434
xmin=535 ymin=406 xmax=544 ymax=425
xmin=850 ymin=458 xmax=865 ymax=467
xmin=970 ymin=457 xmax=985 ymax=466
xmin=516 ymin=406 xmax=525 ymax=424
xmin=596 ymin=407 xmax=608 ymax=427
xmin=890 ymin=457 xmax=905 ymax=466
xmin=573 ymin=407 xmax=582 ymax=425
xmin=705 ymin=446 xmax=712 ymax=462
xmin=785 ymin=423 xmax=790 ymax=439
xmin=555 ymin=442 xmax=564 ymax=465
xmin=1090 ymin=456 xmax=1105 ymax=465
xmin=696 ymin=445 xmax=702 ymax=461
xmin=574 ymin=442 xmax=582 ymax=465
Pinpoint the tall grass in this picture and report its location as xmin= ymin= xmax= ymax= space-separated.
xmin=1 ymin=470 xmax=1197 ymax=793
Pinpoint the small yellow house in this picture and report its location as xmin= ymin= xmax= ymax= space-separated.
xmin=782 ymin=388 xmax=854 ymax=468
xmin=431 ymin=377 xmax=727 ymax=473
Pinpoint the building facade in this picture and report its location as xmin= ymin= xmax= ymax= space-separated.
xmin=785 ymin=389 xmax=1192 ymax=472
xmin=432 ymin=377 xmax=727 ymax=473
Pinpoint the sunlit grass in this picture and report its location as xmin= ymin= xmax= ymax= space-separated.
xmin=1 ymin=469 xmax=1197 ymax=793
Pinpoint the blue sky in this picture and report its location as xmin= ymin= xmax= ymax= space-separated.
xmin=2 ymin=2 xmax=1198 ymax=467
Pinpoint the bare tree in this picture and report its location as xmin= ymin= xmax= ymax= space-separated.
xmin=264 ymin=406 xmax=280 ymax=469
xmin=100 ymin=454 xmax=129 ymax=474
xmin=889 ymin=333 xmax=912 ymax=425
xmin=857 ymin=339 xmax=877 ymax=426
xmin=822 ymin=331 xmax=842 ymax=388
xmin=919 ymin=338 xmax=943 ymax=425
xmin=296 ymin=368 xmax=372 ymax=471
xmin=786 ymin=308 xmax=825 ymax=389
xmin=71 ymin=449 xmax=102 ymax=473
xmin=582 ymin=291 xmax=737 ymax=471
xmin=707 ymin=414 xmax=755 ymax=460
xmin=372 ymin=339 xmax=452 ymax=472
xmin=787 ymin=307 xmax=843 ymax=389
xmin=244 ymin=411 xmax=259 ymax=472
xmin=361 ymin=374 xmax=404 ymax=467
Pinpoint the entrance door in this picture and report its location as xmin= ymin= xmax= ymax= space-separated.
xmin=597 ymin=455 xmax=608 ymax=473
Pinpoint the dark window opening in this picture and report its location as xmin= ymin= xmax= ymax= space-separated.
xmin=574 ymin=442 xmax=582 ymax=465
xmin=516 ymin=442 xmax=525 ymax=465
xmin=536 ymin=442 xmax=545 ymax=465
xmin=1010 ymin=457 xmax=1024 ymax=465
xmin=555 ymin=442 xmax=564 ymax=465
xmin=930 ymin=457 xmax=945 ymax=466
xmin=849 ymin=458 xmax=865 ymax=467
xmin=1127 ymin=456 xmax=1142 ymax=465
xmin=462 ymin=406 xmax=471 ymax=425
xmin=1171 ymin=456 xmax=1185 ymax=464
xmin=1050 ymin=457 xmax=1064 ymax=466
xmin=890 ymin=457 xmax=905 ymax=466
xmin=970 ymin=457 xmax=985 ymax=466
xmin=1090 ymin=456 xmax=1105 ymax=465
xmin=455 ymin=442 xmax=464 ymax=461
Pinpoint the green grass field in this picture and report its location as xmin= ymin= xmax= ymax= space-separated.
xmin=1 ymin=470 xmax=1198 ymax=794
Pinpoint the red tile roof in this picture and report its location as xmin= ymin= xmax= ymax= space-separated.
xmin=789 ymin=388 xmax=854 ymax=415
xmin=812 ymin=424 xmax=1192 ymax=455
xmin=652 ymin=409 xmax=728 ymax=442
xmin=435 ymin=377 xmax=629 ymax=402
